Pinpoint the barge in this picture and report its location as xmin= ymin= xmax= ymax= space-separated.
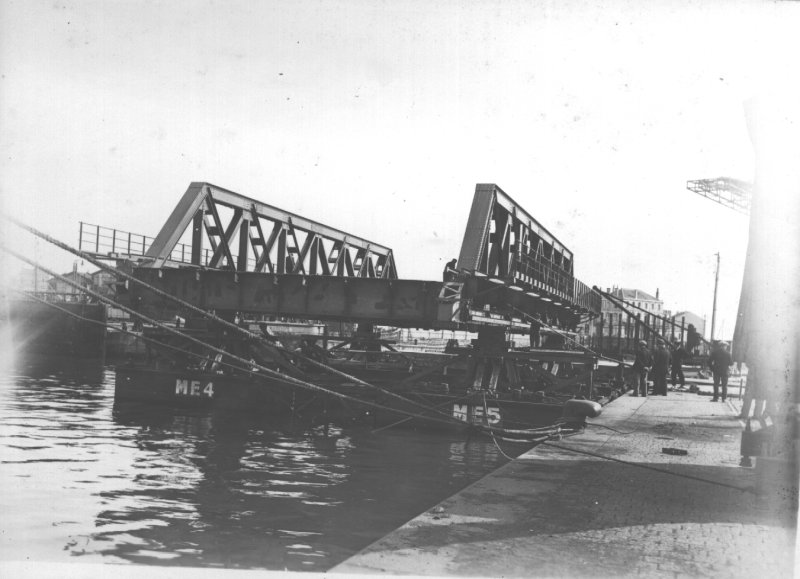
xmin=90 ymin=181 xmax=610 ymax=433
xmin=7 ymin=296 xmax=106 ymax=358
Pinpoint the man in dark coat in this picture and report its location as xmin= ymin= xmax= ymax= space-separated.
xmin=652 ymin=342 xmax=671 ymax=396
xmin=529 ymin=315 xmax=542 ymax=349
xmin=442 ymin=258 xmax=457 ymax=281
xmin=670 ymin=341 xmax=690 ymax=389
xmin=709 ymin=341 xmax=733 ymax=402
xmin=632 ymin=340 xmax=653 ymax=397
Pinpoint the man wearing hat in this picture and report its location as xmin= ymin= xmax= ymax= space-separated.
xmin=670 ymin=340 xmax=690 ymax=390
xmin=652 ymin=341 xmax=671 ymax=396
xmin=632 ymin=340 xmax=653 ymax=396
xmin=708 ymin=341 xmax=733 ymax=402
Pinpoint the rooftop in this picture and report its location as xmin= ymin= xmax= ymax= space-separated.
xmin=617 ymin=288 xmax=660 ymax=302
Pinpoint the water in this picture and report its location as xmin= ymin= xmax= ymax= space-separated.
xmin=0 ymin=346 xmax=527 ymax=572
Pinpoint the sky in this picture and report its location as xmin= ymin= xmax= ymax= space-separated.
xmin=2 ymin=0 xmax=799 ymax=340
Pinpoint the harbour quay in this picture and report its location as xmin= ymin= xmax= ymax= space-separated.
xmin=332 ymin=391 xmax=797 ymax=578
xmin=3 ymin=3 xmax=800 ymax=575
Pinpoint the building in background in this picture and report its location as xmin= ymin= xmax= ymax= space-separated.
xmin=90 ymin=269 xmax=117 ymax=298
xmin=47 ymin=270 xmax=93 ymax=299
xmin=602 ymin=287 xmax=664 ymax=334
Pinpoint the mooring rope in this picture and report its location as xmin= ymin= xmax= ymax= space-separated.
xmin=9 ymin=289 xmax=309 ymax=413
xmin=585 ymin=422 xmax=641 ymax=435
xmin=4 ymin=247 xmax=569 ymax=438
xmin=370 ymin=392 xmax=475 ymax=433
xmin=2 ymin=215 xmax=589 ymax=438
xmin=507 ymin=303 xmax=626 ymax=366
xmin=1 ymin=246 xmax=473 ymax=428
xmin=1 ymin=215 xmax=465 ymax=423
xmin=543 ymin=441 xmax=756 ymax=494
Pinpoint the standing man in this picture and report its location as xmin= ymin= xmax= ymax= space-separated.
xmin=529 ymin=315 xmax=542 ymax=349
xmin=443 ymin=258 xmax=457 ymax=281
xmin=709 ymin=341 xmax=733 ymax=402
xmin=632 ymin=340 xmax=653 ymax=397
xmin=670 ymin=341 xmax=690 ymax=390
xmin=652 ymin=341 xmax=671 ymax=396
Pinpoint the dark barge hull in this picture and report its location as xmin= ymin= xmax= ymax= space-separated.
xmin=115 ymin=365 xmax=337 ymax=416
xmin=114 ymin=366 xmax=567 ymax=431
xmin=7 ymin=299 xmax=106 ymax=358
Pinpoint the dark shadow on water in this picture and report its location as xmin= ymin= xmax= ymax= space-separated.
xmin=7 ymin=352 xmax=107 ymax=383
xmin=90 ymin=400 xmax=528 ymax=571
xmin=1 ymin=358 xmax=533 ymax=572
xmin=2 ymin=354 xmax=109 ymax=415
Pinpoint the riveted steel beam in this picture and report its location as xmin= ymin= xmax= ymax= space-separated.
xmin=127 ymin=269 xmax=445 ymax=328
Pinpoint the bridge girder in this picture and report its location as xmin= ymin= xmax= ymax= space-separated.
xmin=124 ymin=268 xmax=590 ymax=333
xmin=128 ymin=268 xmax=450 ymax=329
xmin=106 ymin=181 xmax=600 ymax=329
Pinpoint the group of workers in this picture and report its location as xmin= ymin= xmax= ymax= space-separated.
xmin=631 ymin=339 xmax=732 ymax=400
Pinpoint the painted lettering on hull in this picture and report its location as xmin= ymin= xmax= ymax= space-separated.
xmin=175 ymin=379 xmax=214 ymax=398
xmin=452 ymin=404 xmax=501 ymax=425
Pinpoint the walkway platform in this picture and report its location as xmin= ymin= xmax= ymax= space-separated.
xmin=332 ymin=392 xmax=797 ymax=578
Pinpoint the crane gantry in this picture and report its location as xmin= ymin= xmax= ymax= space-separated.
xmin=686 ymin=177 xmax=752 ymax=214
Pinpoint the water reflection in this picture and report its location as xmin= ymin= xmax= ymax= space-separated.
xmin=0 ymin=354 xmax=528 ymax=571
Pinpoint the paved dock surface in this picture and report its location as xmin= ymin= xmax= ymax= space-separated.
xmin=332 ymin=392 xmax=797 ymax=578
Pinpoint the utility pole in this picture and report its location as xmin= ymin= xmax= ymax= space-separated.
xmin=710 ymin=252 xmax=720 ymax=342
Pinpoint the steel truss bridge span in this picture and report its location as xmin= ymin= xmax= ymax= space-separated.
xmin=107 ymin=182 xmax=601 ymax=331
xmin=140 ymin=182 xmax=397 ymax=278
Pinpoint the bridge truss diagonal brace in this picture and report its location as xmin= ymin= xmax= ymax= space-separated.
xmin=142 ymin=182 xmax=398 ymax=279
xmin=457 ymin=184 xmax=573 ymax=279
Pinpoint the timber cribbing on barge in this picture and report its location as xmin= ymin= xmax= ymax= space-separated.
xmin=4 ymin=181 xmax=626 ymax=436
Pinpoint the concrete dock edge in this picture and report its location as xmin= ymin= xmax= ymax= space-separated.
xmin=331 ymin=392 xmax=797 ymax=578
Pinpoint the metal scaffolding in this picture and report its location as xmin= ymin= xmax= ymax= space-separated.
xmin=686 ymin=177 xmax=752 ymax=214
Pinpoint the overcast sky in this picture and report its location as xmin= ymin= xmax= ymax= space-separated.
xmin=2 ymin=0 xmax=799 ymax=339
